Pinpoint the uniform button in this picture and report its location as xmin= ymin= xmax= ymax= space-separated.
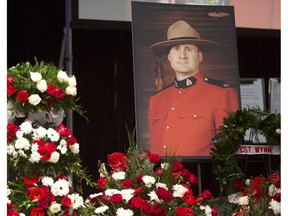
xmin=178 ymin=90 xmax=182 ymax=94
xmin=163 ymin=145 xmax=167 ymax=149
xmin=166 ymin=125 xmax=170 ymax=129
xmin=171 ymin=107 xmax=175 ymax=111
xmin=193 ymin=114 xmax=197 ymax=118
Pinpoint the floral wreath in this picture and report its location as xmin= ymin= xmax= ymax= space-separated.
xmin=7 ymin=58 xmax=86 ymax=119
xmin=210 ymin=107 xmax=281 ymax=195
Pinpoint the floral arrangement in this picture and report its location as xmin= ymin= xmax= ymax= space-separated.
xmin=7 ymin=174 xmax=85 ymax=216
xmin=85 ymin=135 xmax=220 ymax=216
xmin=210 ymin=108 xmax=281 ymax=195
xmin=7 ymin=59 xmax=86 ymax=119
xmin=7 ymin=120 xmax=95 ymax=215
xmin=227 ymin=172 xmax=281 ymax=215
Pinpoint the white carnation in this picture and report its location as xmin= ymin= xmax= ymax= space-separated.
xmin=142 ymin=175 xmax=156 ymax=188
xmin=57 ymin=139 xmax=67 ymax=154
xmin=28 ymin=94 xmax=42 ymax=106
xmin=15 ymin=137 xmax=30 ymax=150
xmin=95 ymin=205 xmax=109 ymax=214
xmin=20 ymin=121 xmax=33 ymax=134
xmin=156 ymin=182 xmax=168 ymax=190
xmin=41 ymin=176 xmax=54 ymax=186
xmin=112 ymin=171 xmax=126 ymax=180
xmin=116 ymin=207 xmax=134 ymax=216
xmin=7 ymin=145 xmax=16 ymax=155
xmin=161 ymin=162 xmax=169 ymax=170
xmin=269 ymin=184 xmax=281 ymax=197
xmin=105 ymin=189 xmax=120 ymax=197
xmin=148 ymin=191 xmax=161 ymax=203
xmin=269 ymin=200 xmax=281 ymax=215
xmin=18 ymin=149 xmax=27 ymax=158
xmin=172 ymin=184 xmax=188 ymax=198
xmin=238 ymin=196 xmax=249 ymax=205
xmin=29 ymin=151 xmax=41 ymax=163
xmin=33 ymin=126 xmax=47 ymax=139
xmin=16 ymin=130 xmax=24 ymax=138
xmin=120 ymin=189 xmax=135 ymax=202
xmin=68 ymin=193 xmax=84 ymax=209
xmin=36 ymin=79 xmax=47 ymax=92
xmin=30 ymin=72 xmax=42 ymax=82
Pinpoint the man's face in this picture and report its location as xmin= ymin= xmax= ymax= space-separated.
xmin=168 ymin=44 xmax=203 ymax=79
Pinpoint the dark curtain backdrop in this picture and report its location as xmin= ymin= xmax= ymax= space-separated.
xmin=8 ymin=1 xmax=280 ymax=196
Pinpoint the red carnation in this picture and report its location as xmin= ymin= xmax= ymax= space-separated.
xmin=175 ymin=207 xmax=194 ymax=216
xmin=134 ymin=187 xmax=142 ymax=195
xmin=7 ymin=209 xmax=20 ymax=216
xmin=62 ymin=195 xmax=72 ymax=207
xmin=155 ymin=187 xmax=173 ymax=203
xmin=147 ymin=153 xmax=161 ymax=164
xmin=107 ymin=152 xmax=127 ymax=171
xmin=54 ymin=88 xmax=65 ymax=99
xmin=7 ymin=123 xmax=19 ymax=141
xmin=97 ymin=177 xmax=107 ymax=190
xmin=130 ymin=197 xmax=145 ymax=209
xmin=150 ymin=204 xmax=166 ymax=216
xmin=7 ymin=84 xmax=17 ymax=95
xmin=110 ymin=194 xmax=122 ymax=204
xmin=16 ymin=90 xmax=29 ymax=102
xmin=122 ymin=179 xmax=133 ymax=189
xmin=141 ymin=201 xmax=152 ymax=214
xmin=23 ymin=173 xmax=39 ymax=187
xmin=173 ymin=160 xmax=183 ymax=172
xmin=7 ymin=75 xmax=13 ymax=85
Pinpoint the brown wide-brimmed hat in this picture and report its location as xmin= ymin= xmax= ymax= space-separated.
xmin=151 ymin=20 xmax=218 ymax=54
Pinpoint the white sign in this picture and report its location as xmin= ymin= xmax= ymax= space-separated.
xmin=236 ymin=144 xmax=280 ymax=155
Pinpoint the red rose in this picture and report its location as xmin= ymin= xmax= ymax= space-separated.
xmin=16 ymin=90 xmax=29 ymax=102
xmin=54 ymin=88 xmax=65 ymax=99
xmin=155 ymin=187 xmax=173 ymax=203
xmin=173 ymin=160 xmax=183 ymax=172
xmin=23 ymin=173 xmax=39 ymax=187
xmin=154 ymin=167 xmax=163 ymax=175
xmin=272 ymin=193 xmax=281 ymax=202
xmin=137 ymin=175 xmax=143 ymax=184
xmin=97 ymin=176 xmax=107 ymax=190
xmin=268 ymin=172 xmax=280 ymax=188
xmin=7 ymin=209 xmax=20 ymax=216
xmin=56 ymin=124 xmax=72 ymax=137
xmin=107 ymin=152 xmax=127 ymax=171
xmin=187 ymin=173 xmax=199 ymax=185
xmin=201 ymin=189 xmax=213 ymax=201
xmin=147 ymin=153 xmax=161 ymax=164
xmin=110 ymin=194 xmax=122 ymax=204
xmin=122 ymin=179 xmax=133 ymax=189
xmin=129 ymin=197 xmax=145 ymax=209
xmin=211 ymin=206 xmax=220 ymax=216
xmin=7 ymin=84 xmax=17 ymax=95
xmin=67 ymin=135 xmax=77 ymax=145
xmin=7 ymin=123 xmax=19 ymax=141
xmin=62 ymin=195 xmax=72 ymax=207
xmin=175 ymin=207 xmax=194 ymax=216
xmin=47 ymin=83 xmax=56 ymax=95
xmin=233 ymin=179 xmax=244 ymax=190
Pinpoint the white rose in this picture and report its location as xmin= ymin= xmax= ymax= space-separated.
xmin=57 ymin=70 xmax=69 ymax=83
xmin=36 ymin=79 xmax=47 ymax=92
xmin=30 ymin=72 xmax=42 ymax=82
xmin=112 ymin=171 xmax=126 ymax=180
xmin=68 ymin=75 xmax=77 ymax=87
xmin=238 ymin=196 xmax=249 ymax=205
xmin=70 ymin=143 xmax=80 ymax=154
xmin=65 ymin=86 xmax=77 ymax=96
xmin=28 ymin=94 xmax=41 ymax=106
xmin=49 ymin=202 xmax=61 ymax=214
xmin=48 ymin=151 xmax=60 ymax=163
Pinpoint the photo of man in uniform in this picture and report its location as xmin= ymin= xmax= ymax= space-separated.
xmin=148 ymin=20 xmax=239 ymax=156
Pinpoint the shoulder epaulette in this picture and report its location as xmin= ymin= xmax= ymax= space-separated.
xmin=204 ymin=77 xmax=230 ymax=88
xmin=153 ymin=82 xmax=174 ymax=95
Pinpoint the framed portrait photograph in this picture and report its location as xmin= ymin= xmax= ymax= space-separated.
xmin=131 ymin=2 xmax=241 ymax=159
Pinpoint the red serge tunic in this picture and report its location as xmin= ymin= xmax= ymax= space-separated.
xmin=148 ymin=72 xmax=239 ymax=156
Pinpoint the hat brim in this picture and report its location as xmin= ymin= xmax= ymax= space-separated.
xmin=151 ymin=39 xmax=218 ymax=55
